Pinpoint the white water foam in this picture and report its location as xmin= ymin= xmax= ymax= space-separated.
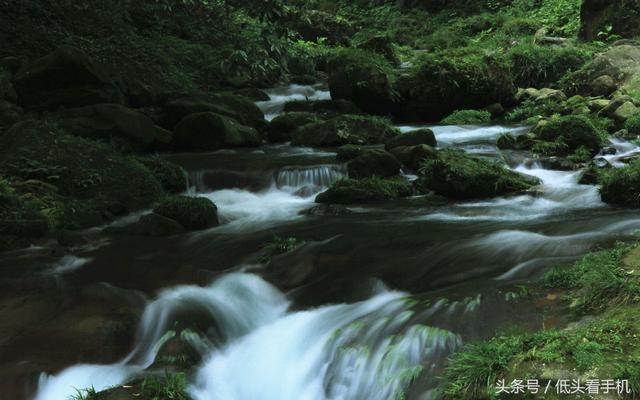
xmin=397 ymin=124 xmax=529 ymax=147
xmin=256 ymin=84 xmax=331 ymax=121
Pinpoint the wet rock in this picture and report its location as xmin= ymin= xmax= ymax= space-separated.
xmin=593 ymin=157 xmax=612 ymax=169
xmin=160 ymin=93 xmax=265 ymax=131
xmin=232 ymin=88 xmax=270 ymax=101
xmin=535 ymin=156 xmax=576 ymax=171
xmin=316 ymin=177 xmax=412 ymax=204
xmin=347 ymin=150 xmax=401 ymax=179
xmin=153 ymin=196 xmax=218 ymax=230
xmin=267 ymin=112 xmax=323 ymax=143
xmin=301 ymin=204 xmax=353 ymax=216
xmin=61 ymin=103 xmax=172 ymax=151
xmin=13 ymin=46 xmax=123 ymax=110
xmin=600 ymin=159 xmax=640 ymax=206
xmin=417 ymin=148 xmax=540 ymax=200
xmin=283 ymin=99 xmax=361 ymax=116
xmin=385 ymin=129 xmax=437 ymax=150
xmin=0 ymin=67 xmax=16 ymax=102
xmin=173 ymin=112 xmax=260 ymax=151
xmin=389 ymin=144 xmax=438 ymax=171
xmin=138 ymin=156 xmax=187 ymax=194
xmin=600 ymin=147 xmax=617 ymax=156
xmin=56 ymin=230 xmax=89 ymax=247
xmin=515 ymin=87 xmax=566 ymax=103
xmin=292 ymin=115 xmax=399 ymax=147
xmin=336 ymin=144 xmax=369 ymax=162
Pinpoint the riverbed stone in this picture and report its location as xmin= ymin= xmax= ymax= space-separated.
xmin=389 ymin=144 xmax=438 ymax=171
xmin=153 ymin=196 xmax=219 ymax=230
xmin=385 ymin=129 xmax=437 ymax=150
xmin=316 ymin=177 xmax=413 ymax=204
xmin=347 ymin=150 xmax=401 ymax=179
xmin=267 ymin=112 xmax=323 ymax=142
xmin=291 ymin=115 xmax=400 ymax=147
xmin=173 ymin=112 xmax=260 ymax=151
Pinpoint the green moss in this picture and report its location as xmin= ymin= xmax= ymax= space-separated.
xmin=316 ymin=177 xmax=412 ymax=204
xmin=418 ymin=149 xmax=539 ymax=200
xmin=259 ymin=236 xmax=305 ymax=263
xmin=292 ymin=115 xmax=399 ymax=147
xmin=153 ymin=196 xmax=218 ymax=230
xmin=141 ymin=372 xmax=188 ymax=400
xmin=600 ymin=160 xmax=640 ymax=207
xmin=441 ymin=109 xmax=491 ymax=125
xmin=139 ymin=156 xmax=187 ymax=194
xmin=625 ymin=115 xmax=640 ymax=136
xmin=507 ymin=44 xmax=591 ymax=88
xmin=534 ymin=115 xmax=604 ymax=156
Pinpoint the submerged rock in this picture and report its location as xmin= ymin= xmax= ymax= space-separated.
xmin=173 ymin=112 xmax=260 ymax=151
xmin=153 ymin=196 xmax=219 ymax=230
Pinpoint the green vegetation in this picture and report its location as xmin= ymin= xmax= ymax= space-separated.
xmin=153 ymin=196 xmax=218 ymax=230
xmin=292 ymin=115 xmax=399 ymax=147
xmin=316 ymin=177 xmax=413 ymax=204
xmin=507 ymin=44 xmax=591 ymax=88
xmin=259 ymin=236 xmax=306 ymax=263
xmin=69 ymin=387 xmax=97 ymax=400
xmin=441 ymin=110 xmax=492 ymax=125
xmin=626 ymin=115 xmax=640 ymax=136
xmin=440 ymin=243 xmax=640 ymax=399
xmin=418 ymin=149 xmax=539 ymax=200
xmin=600 ymin=160 xmax=640 ymax=207
xmin=141 ymin=372 xmax=189 ymax=400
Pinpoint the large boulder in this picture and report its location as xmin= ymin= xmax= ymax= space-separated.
xmin=394 ymin=54 xmax=516 ymax=122
xmin=418 ymin=149 xmax=540 ymax=199
xmin=292 ymin=115 xmax=400 ymax=147
xmin=389 ymin=144 xmax=438 ymax=171
xmin=13 ymin=46 xmax=123 ymax=110
xmin=61 ymin=104 xmax=172 ymax=151
xmin=267 ymin=112 xmax=323 ymax=143
xmin=533 ymin=115 xmax=604 ymax=156
xmin=315 ymin=177 xmax=412 ymax=204
xmin=347 ymin=150 xmax=401 ymax=179
xmin=328 ymin=52 xmax=396 ymax=115
xmin=153 ymin=196 xmax=219 ymax=230
xmin=160 ymin=93 xmax=265 ymax=131
xmin=578 ymin=45 xmax=640 ymax=96
xmin=173 ymin=112 xmax=260 ymax=151
xmin=580 ymin=0 xmax=640 ymax=41
xmin=385 ymin=129 xmax=437 ymax=150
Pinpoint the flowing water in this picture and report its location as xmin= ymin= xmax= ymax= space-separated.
xmin=2 ymin=84 xmax=640 ymax=399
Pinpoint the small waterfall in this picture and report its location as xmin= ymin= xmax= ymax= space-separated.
xmin=35 ymin=274 xmax=463 ymax=400
xmin=256 ymin=84 xmax=331 ymax=121
xmin=274 ymin=164 xmax=346 ymax=190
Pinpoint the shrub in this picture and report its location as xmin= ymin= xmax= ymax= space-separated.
xmin=600 ymin=160 xmax=640 ymax=208
xmin=441 ymin=109 xmax=491 ymax=125
xmin=625 ymin=115 xmax=640 ymax=135
xmin=153 ymin=195 xmax=218 ymax=230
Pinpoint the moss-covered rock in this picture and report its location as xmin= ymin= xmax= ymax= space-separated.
xmin=385 ymin=129 xmax=437 ymax=150
xmin=389 ymin=144 xmax=438 ymax=171
xmin=173 ymin=112 xmax=260 ymax=151
xmin=600 ymin=160 xmax=640 ymax=207
xmin=336 ymin=144 xmax=368 ymax=162
xmin=160 ymin=93 xmax=265 ymax=131
xmin=533 ymin=115 xmax=604 ymax=156
xmin=0 ymin=178 xmax=49 ymax=251
xmin=347 ymin=150 xmax=401 ymax=179
xmin=61 ymin=103 xmax=172 ymax=151
xmin=13 ymin=46 xmax=123 ymax=110
xmin=394 ymin=53 xmax=516 ymax=122
xmin=153 ymin=195 xmax=218 ymax=230
xmin=267 ymin=112 xmax=323 ymax=143
xmin=0 ymin=120 xmax=163 ymax=228
xmin=283 ymin=99 xmax=361 ymax=116
xmin=328 ymin=50 xmax=396 ymax=115
xmin=441 ymin=109 xmax=491 ymax=125
xmin=138 ymin=156 xmax=186 ymax=194
xmin=292 ymin=115 xmax=400 ymax=147
xmin=315 ymin=177 xmax=412 ymax=204
xmin=418 ymin=149 xmax=539 ymax=199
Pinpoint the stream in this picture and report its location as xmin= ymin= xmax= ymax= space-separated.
xmin=2 ymin=84 xmax=640 ymax=400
